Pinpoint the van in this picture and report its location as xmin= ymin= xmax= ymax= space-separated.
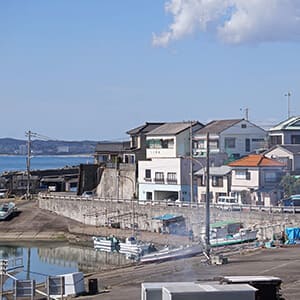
xmin=216 ymin=196 xmax=240 ymax=211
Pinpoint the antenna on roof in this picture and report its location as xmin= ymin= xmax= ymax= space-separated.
xmin=240 ymin=108 xmax=249 ymax=121
xmin=284 ymin=92 xmax=291 ymax=119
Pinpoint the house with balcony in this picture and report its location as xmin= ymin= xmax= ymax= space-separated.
xmin=195 ymin=165 xmax=232 ymax=203
xmin=228 ymin=154 xmax=285 ymax=206
xmin=138 ymin=121 xmax=204 ymax=202
xmin=268 ymin=116 xmax=300 ymax=146
xmin=193 ymin=119 xmax=267 ymax=161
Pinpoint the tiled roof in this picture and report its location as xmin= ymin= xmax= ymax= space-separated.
xmin=228 ymin=154 xmax=285 ymax=167
xmin=146 ymin=121 xmax=202 ymax=136
xmin=126 ymin=122 xmax=165 ymax=135
xmin=194 ymin=119 xmax=243 ymax=134
xmin=95 ymin=141 xmax=130 ymax=152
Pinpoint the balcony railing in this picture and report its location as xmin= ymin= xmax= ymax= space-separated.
xmin=154 ymin=178 xmax=165 ymax=184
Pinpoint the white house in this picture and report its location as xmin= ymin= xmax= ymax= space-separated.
xmin=138 ymin=121 xmax=204 ymax=202
xmin=268 ymin=116 xmax=300 ymax=146
xmin=195 ymin=165 xmax=232 ymax=203
xmin=228 ymin=154 xmax=285 ymax=206
xmin=193 ymin=119 xmax=267 ymax=160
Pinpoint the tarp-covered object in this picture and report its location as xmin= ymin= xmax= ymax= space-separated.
xmin=285 ymin=227 xmax=300 ymax=244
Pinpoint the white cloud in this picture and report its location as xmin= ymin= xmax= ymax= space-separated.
xmin=153 ymin=0 xmax=300 ymax=46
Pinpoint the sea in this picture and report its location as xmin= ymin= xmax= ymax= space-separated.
xmin=0 ymin=155 xmax=94 ymax=174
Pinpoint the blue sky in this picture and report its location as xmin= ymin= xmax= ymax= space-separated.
xmin=1 ymin=0 xmax=300 ymax=141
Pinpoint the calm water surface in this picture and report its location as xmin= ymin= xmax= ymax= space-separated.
xmin=0 ymin=155 xmax=94 ymax=173
xmin=1 ymin=242 xmax=134 ymax=291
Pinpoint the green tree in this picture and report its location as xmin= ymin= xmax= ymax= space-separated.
xmin=280 ymin=175 xmax=300 ymax=197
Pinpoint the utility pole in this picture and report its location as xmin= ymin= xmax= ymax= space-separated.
xmin=285 ymin=92 xmax=291 ymax=119
xmin=189 ymin=121 xmax=194 ymax=202
xmin=205 ymin=132 xmax=210 ymax=258
xmin=25 ymin=130 xmax=32 ymax=199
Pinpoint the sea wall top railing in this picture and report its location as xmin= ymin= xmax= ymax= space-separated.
xmin=38 ymin=192 xmax=300 ymax=214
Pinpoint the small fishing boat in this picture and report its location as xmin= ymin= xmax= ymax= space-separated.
xmin=118 ymin=236 xmax=150 ymax=255
xmin=140 ymin=244 xmax=203 ymax=263
xmin=209 ymin=221 xmax=258 ymax=247
xmin=0 ymin=202 xmax=17 ymax=221
xmin=92 ymin=236 xmax=119 ymax=251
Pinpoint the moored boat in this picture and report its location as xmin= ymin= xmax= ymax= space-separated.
xmin=119 ymin=236 xmax=150 ymax=255
xmin=140 ymin=244 xmax=203 ymax=263
xmin=92 ymin=236 xmax=119 ymax=251
xmin=209 ymin=220 xmax=258 ymax=247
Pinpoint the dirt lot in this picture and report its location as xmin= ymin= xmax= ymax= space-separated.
xmin=1 ymin=199 xmax=300 ymax=300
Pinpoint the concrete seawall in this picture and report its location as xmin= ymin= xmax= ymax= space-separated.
xmin=38 ymin=194 xmax=300 ymax=240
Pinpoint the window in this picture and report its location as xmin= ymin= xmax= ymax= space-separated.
xmin=145 ymin=169 xmax=151 ymax=181
xmin=212 ymin=176 xmax=223 ymax=187
xmin=209 ymin=139 xmax=219 ymax=149
xmin=264 ymin=172 xmax=279 ymax=183
xmin=196 ymin=139 xmax=205 ymax=149
xmin=198 ymin=175 xmax=205 ymax=186
xmin=236 ymin=170 xmax=251 ymax=180
xmin=154 ymin=172 xmax=164 ymax=183
xmin=291 ymin=135 xmax=300 ymax=144
xmin=225 ymin=138 xmax=236 ymax=149
xmin=241 ymin=124 xmax=247 ymax=128
xmin=147 ymin=138 xmax=174 ymax=149
xmin=167 ymin=172 xmax=177 ymax=183
xmin=146 ymin=192 xmax=152 ymax=200
xmin=269 ymin=135 xmax=282 ymax=146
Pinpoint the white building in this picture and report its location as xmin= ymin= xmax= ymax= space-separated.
xmin=138 ymin=121 xmax=203 ymax=202
xmin=193 ymin=119 xmax=267 ymax=160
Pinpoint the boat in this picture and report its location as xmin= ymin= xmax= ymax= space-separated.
xmin=0 ymin=202 xmax=17 ymax=220
xmin=208 ymin=220 xmax=258 ymax=247
xmin=92 ymin=236 xmax=119 ymax=251
xmin=118 ymin=236 xmax=150 ymax=255
xmin=140 ymin=244 xmax=203 ymax=263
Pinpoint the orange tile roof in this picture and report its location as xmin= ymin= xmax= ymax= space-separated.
xmin=228 ymin=154 xmax=285 ymax=167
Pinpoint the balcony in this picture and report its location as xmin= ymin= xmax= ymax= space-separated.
xmin=167 ymin=179 xmax=177 ymax=185
xmin=154 ymin=178 xmax=165 ymax=184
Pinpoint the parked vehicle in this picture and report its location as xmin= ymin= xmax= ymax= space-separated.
xmin=216 ymin=196 xmax=241 ymax=211
xmin=279 ymin=195 xmax=300 ymax=207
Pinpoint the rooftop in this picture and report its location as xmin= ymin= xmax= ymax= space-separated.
xmin=228 ymin=154 xmax=285 ymax=167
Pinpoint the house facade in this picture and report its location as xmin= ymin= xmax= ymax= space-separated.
xmin=138 ymin=121 xmax=204 ymax=202
xmin=228 ymin=154 xmax=285 ymax=206
xmin=195 ymin=166 xmax=232 ymax=203
xmin=268 ymin=116 xmax=300 ymax=146
xmin=193 ymin=119 xmax=267 ymax=160
xmin=264 ymin=145 xmax=300 ymax=175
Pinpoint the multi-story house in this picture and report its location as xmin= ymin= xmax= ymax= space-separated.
xmin=138 ymin=121 xmax=204 ymax=202
xmin=195 ymin=166 xmax=232 ymax=203
xmin=264 ymin=144 xmax=300 ymax=175
xmin=193 ymin=119 xmax=267 ymax=160
xmin=228 ymin=154 xmax=285 ymax=206
xmin=268 ymin=116 xmax=300 ymax=146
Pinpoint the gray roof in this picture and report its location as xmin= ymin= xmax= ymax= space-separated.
xmin=195 ymin=165 xmax=231 ymax=176
xmin=126 ymin=122 xmax=165 ymax=135
xmin=146 ymin=121 xmax=202 ymax=136
xmin=194 ymin=119 xmax=243 ymax=135
xmin=267 ymin=144 xmax=300 ymax=155
xmin=95 ymin=141 xmax=130 ymax=153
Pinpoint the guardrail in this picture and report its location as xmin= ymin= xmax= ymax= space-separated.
xmin=38 ymin=193 xmax=300 ymax=214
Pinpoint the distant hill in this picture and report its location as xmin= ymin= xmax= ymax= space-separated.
xmin=0 ymin=138 xmax=98 ymax=155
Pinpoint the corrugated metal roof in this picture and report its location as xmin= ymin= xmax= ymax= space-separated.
xmin=152 ymin=214 xmax=182 ymax=221
xmin=269 ymin=116 xmax=300 ymax=131
xmin=195 ymin=165 xmax=231 ymax=176
xmin=194 ymin=119 xmax=243 ymax=135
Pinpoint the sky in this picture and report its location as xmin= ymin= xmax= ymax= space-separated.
xmin=1 ymin=0 xmax=300 ymax=141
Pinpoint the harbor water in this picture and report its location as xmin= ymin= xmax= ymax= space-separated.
xmin=0 ymin=155 xmax=134 ymax=290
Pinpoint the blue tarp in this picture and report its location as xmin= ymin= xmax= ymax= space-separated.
xmin=152 ymin=214 xmax=181 ymax=221
xmin=285 ymin=227 xmax=300 ymax=244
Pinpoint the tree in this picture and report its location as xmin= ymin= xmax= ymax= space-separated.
xmin=279 ymin=175 xmax=300 ymax=197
